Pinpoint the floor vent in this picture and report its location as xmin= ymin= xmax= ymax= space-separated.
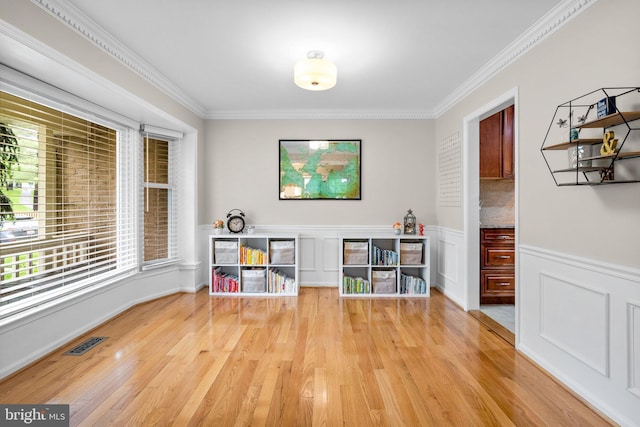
xmin=64 ymin=337 xmax=108 ymax=356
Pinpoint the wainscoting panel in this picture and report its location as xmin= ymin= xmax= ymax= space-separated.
xmin=629 ymin=301 xmax=640 ymax=399
xmin=519 ymin=245 xmax=640 ymax=427
xmin=437 ymin=239 xmax=457 ymax=283
xmin=433 ymin=227 xmax=465 ymax=308
xmin=323 ymin=237 xmax=339 ymax=272
xmin=299 ymin=235 xmax=338 ymax=287
xmin=539 ymin=273 xmax=609 ymax=376
xmin=299 ymin=236 xmax=317 ymax=271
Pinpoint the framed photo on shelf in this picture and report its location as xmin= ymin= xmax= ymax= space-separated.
xmin=279 ymin=139 xmax=361 ymax=200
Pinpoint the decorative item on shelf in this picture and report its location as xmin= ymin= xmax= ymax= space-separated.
xmin=419 ymin=223 xmax=424 ymax=236
xmin=577 ymin=111 xmax=590 ymax=125
xmin=566 ymin=127 xmax=586 ymax=168
xmin=392 ymin=222 xmax=402 ymax=235
xmin=403 ymin=209 xmax=416 ymax=235
xmin=600 ymin=130 xmax=618 ymax=156
xmin=599 ymin=167 xmax=615 ymax=181
xmin=213 ymin=220 xmax=224 ymax=235
xmin=570 ymin=128 xmax=579 ymax=141
xmin=226 ymin=208 xmax=245 ymax=233
xmin=247 ymin=225 xmax=255 ymax=234
xmin=597 ymin=96 xmax=616 ymax=118
xmin=568 ymin=145 xmax=592 ymax=168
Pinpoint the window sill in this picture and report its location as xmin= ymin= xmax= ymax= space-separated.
xmin=141 ymin=258 xmax=179 ymax=271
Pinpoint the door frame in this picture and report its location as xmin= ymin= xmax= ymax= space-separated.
xmin=462 ymin=87 xmax=520 ymax=345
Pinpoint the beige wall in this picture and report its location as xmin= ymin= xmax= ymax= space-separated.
xmin=205 ymin=119 xmax=436 ymax=227
xmin=436 ymin=0 xmax=640 ymax=268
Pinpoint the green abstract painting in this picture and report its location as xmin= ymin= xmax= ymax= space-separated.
xmin=279 ymin=140 xmax=361 ymax=200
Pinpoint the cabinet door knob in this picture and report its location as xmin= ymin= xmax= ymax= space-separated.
xmin=496 ymin=255 xmax=511 ymax=259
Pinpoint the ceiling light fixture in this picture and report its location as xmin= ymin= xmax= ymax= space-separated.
xmin=294 ymin=50 xmax=337 ymax=91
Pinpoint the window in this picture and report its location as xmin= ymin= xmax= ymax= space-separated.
xmin=142 ymin=134 xmax=177 ymax=265
xmin=0 ymin=90 xmax=137 ymax=319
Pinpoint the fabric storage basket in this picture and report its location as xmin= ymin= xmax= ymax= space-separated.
xmin=215 ymin=240 xmax=238 ymax=264
xmin=400 ymin=242 xmax=423 ymax=265
xmin=344 ymin=241 xmax=368 ymax=265
xmin=372 ymin=270 xmax=396 ymax=294
xmin=270 ymin=240 xmax=295 ymax=264
xmin=242 ymin=268 xmax=266 ymax=292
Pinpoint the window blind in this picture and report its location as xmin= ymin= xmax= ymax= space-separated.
xmin=0 ymin=90 xmax=137 ymax=318
xmin=142 ymin=133 xmax=178 ymax=266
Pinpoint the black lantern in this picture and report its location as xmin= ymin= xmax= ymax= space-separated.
xmin=403 ymin=209 xmax=416 ymax=235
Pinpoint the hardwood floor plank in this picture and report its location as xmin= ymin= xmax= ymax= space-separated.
xmin=340 ymin=383 xmax=378 ymax=427
xmin=170 ymin=350 xmax=233 ymax=425
xmin=311 ymin=368 xmax=328 ymax=427
xmin=392 ymin=348 xmax=451 ymax=425
xmin=265 ymin=360 xmax=292 ymax=425
xmin=250 ymin=346 xmax=285 ymax=425
xmin=0 ymin=288 xmax=613 ymax=426
xmin=374 ymin=368 xmax=420 ymax=426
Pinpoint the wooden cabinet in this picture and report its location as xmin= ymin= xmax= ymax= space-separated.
xmin=480 ymin=228 xmax=514 ymax=304
xmin=339 ymin=235 xmax=430 ymax=297
xmin=502 ymin=105 xmax=514 ymax=179
xmin=480 ymin=105 xmax=514 ymax=179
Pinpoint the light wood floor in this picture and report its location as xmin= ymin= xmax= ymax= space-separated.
xmin=0 ymin=287 xmax=612 ymax=426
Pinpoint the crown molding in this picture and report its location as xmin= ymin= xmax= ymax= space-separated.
xmin=206 ymin=110 xmax=436 ymax=120
xmin=28 ymin=0 xmax=596 ymax=121
xmin=30 ymin=0 xmax=208 ymax=118
xmin=432 ymin=0 xmax=598 ymax=117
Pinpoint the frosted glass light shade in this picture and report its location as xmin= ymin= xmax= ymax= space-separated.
xmin=294 ymin=56 xmax=337 ymax=91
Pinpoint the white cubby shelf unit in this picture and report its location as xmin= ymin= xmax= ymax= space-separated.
xmin=339 ymin=234 xmax=430 ymax=298
xmin=209 ymin=234 xmax=299 ymax=296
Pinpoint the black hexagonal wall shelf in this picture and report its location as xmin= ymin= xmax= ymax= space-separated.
xmin=541 ymin=87 xmax=640 ymax=186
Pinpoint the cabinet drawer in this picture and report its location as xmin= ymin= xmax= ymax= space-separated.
xmin=481 ymin=246 xmax=515 ymax=268
xmin=481 ymin=271 xmax=515 ymax=296
xmin=481 ymin=228 xmax=514 ymax=244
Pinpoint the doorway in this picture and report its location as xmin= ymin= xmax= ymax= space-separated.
xmin=462 ymin=88 xmax=519 ymax=346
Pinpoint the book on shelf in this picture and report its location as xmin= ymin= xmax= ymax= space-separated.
xmin=343 ymin=275 xmax=370 ymax=294
xmin=268 ymin=268 xmax=295 ymax=294
xmin=240 ymin=245 xmax=266 ymax=265
xmin=400 ymin=273 xmax=427 ymax=294
xmin=372 ymin=246 xmax=399 ymax=266
xmin=212 ymin=267 xmax=239 ymax=293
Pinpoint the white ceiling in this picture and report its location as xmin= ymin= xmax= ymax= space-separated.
xmin=19 ymin=0 xmax=572 ymax=119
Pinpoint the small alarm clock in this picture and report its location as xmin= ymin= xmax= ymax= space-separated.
xmin=226 ymin=209 xmax=246 ymax=233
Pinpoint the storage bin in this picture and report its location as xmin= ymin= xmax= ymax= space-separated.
xmin=215 ymin=240 xmax=238 ymax=264
xmin=372 ymin=270 xmax=396 ymax=294
xmin=344 ymin=241 xmax=368 ymax=265
xmin=400 ymin=242 xmax=423 ymax=265
xmin=242 ymin=268 xmax=266 ymax=292
xmin=270 ymin=240 xmax=295 ymax=264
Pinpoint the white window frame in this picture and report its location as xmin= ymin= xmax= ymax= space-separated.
xmin=140 ymin=126 xmax=181 ymax=270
